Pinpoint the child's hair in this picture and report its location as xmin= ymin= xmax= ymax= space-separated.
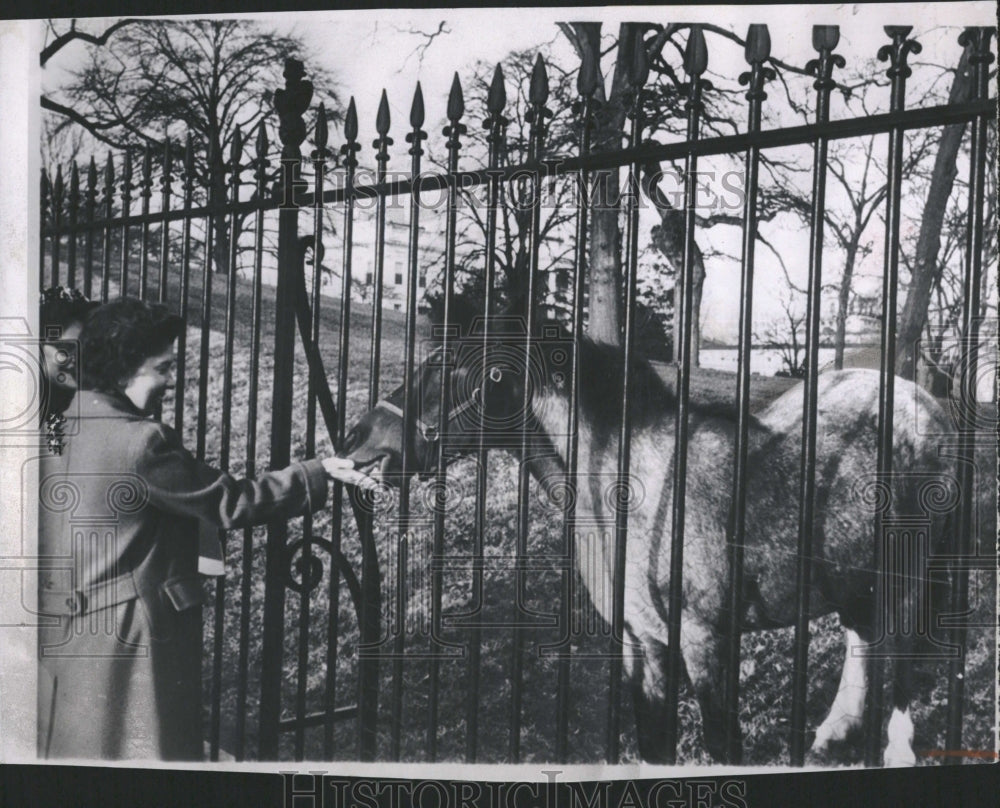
xmin=79 ymin=297 xmax=185 ymax=392
xmin=39 ymin=286 xmax=98 ymax=341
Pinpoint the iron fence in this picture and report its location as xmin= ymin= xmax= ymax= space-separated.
xmin=39 ymin=23 xmax=996 ymax=765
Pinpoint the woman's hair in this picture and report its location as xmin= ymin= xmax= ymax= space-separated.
xmin=39 ymin=286 xmax=98 ymax=340
xmin=79 ymin=297 xmax=185 ymax=392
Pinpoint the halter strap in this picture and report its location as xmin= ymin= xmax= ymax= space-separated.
xmin=374 ymin=386 xmax=482 ymax=444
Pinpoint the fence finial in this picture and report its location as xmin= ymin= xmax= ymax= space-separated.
xmin=182 ymin=134 xmax=194 ymax=191
xmin=447 ymin=72 xmax=465 ymax=121
xmin=161 ymin=138 xmax=173 ymax=191
xmin=376 ymin=89 xmax=391 ymax=137
xmin=684 ymin=25 xmax=709 ymax=77
xmin=231 ymin=126 xmax=243 ymax=166
xmin=878 ymin=26 xmax=922 ymax=83
xmin=745 ymin=24 xmax=771 ymax=63
xmin=630 ymin=28 xmax=649 ymax=88
xmin=740 ymin=24 xmax=776 ymax=102
xmin=806 ymin=25 xmax=846 ymax=93
xmin=344 ymin=98 xmax=358 ymax=143
xmin=140 ymin=146 xmax=153 ymax=200
xmin=69 ymin=161 xmax=80 ymax=207
xmin=487 ymin=64 xmax=507 ymax=114
xmin=578 ymin=41 xmax=599 ymax=98
xmin=529 ymin=53 xmax=549 ymax=106
xmin=104 ymin=150 xmax=115 ymax=190
xmin=274 ymin=57 xmax=314 ymax=157
xmin=315 ymin=103 xmax=330 ymax=151
xmin=256 ymin=121 xmax=269 ymax=161
xmin=87 ymin=156 xmax=98 ymax=199
xmin=53 ymin=164 xmax=64 ymax=204
xmin=410 ymin=83 xmax=426 ymax=129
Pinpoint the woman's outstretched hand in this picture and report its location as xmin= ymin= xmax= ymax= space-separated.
xmin=322 ymin=456 xmax=380 ymax=492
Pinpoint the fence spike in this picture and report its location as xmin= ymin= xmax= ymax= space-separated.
xmin=161 ymin=138 xmax=173 ymax=189
xmin=53 ymin=164 xmax=64 ymax=201
xmin=745 ymin=24 xmax=772 ymax=63
xmin=256 ymin=122 xmax=269 ymax=159
xmin=69 ymin=161 xmax=80 ymax=204
xmin=105 ymin=151 xmax=115 ymax=188
xmin=183 ymin=134 xmax=194 ymax=187
xmin=344 ymin=98 xmax=358 ymax=143
xmin=410 ymin=82 xmax=425 ymax=128
xmin=684 ymin=25 xmax=709 ymax=77
xmin=578 ymin=42 xmax=599 ymax=98
xmin=230 ymin=126 xmax=243 ymax=166
xmin=40 ymin=168 xmax=49 ymax=221
xmin=529 ymin=53 xmax=549 ymax=106
xmin=87 ymin=156 xmax=98 ymax=198
xmin=376 ymin=89 xmax=391 ymax=136
xmin=121 ymin=151 xmax=132 ymax=190
xmin=140 ymin=146 xmax=153 ymax=198
xmin=447 ymin=72 xmax=465 ymax=121
xmin=878 ymin=26 xmax=922 ymax=82
xmin=812 ymin=25 xmax=840 ymax=53
xmin=488 ymin=64 xmax=507 ymax=114
xmin=630 ymin=28 xmax=650 ymax=88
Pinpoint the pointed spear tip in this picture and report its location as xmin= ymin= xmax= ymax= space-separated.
xmin=685 ymin=25 xmax=709 ymax=77
xmin=345 ymin=98 xmax=359 ymax=141
xmin=410 ymin=82 xmax=425 ymax=128
xmin=256 ymin=121 xmax=269 ymax=155
xmin=745 ymin=24 xmax=772 ymax=63
xmin=529 ymin=53 xmax=549 ymax=105
xmin=487 ymin=63 xmax=507 ymax=114
xmin=447 ymin=72 xmax=464 ymax=121
xmin=631 ymin=30 xmax=650 ymax=87
xmin=376 ymin=89 xmax=391 ymax=136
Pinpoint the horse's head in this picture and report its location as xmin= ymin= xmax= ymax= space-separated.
xmin=341 ymin=316 xmax=554 ymax=485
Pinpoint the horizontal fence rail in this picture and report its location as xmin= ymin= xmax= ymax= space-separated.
xmin=38 ymin=22 xmax=996 ymax=765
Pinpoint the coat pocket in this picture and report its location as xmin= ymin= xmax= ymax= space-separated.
xmin=160 ymin=575 xmax=207 ymax=612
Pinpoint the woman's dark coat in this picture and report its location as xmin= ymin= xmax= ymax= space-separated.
xmin=37 ymin=391 xmax=328 ymax=760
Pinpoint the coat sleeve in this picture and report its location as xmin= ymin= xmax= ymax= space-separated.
xmin=130 ymin=421 xmax=328 ymax=529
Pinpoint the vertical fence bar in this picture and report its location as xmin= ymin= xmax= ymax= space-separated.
xmin=945 ymin=25 xmax=993 ymax=760
xmin=66 ymin=164 xmax=79 ymax=289
xmin=119 ymin=152 xmax=132 ymax=297
xmin=209 ymin=127 xmax=243 ymax=762
xmin=39 ymin=170 xmax=49 ymax=290
xmin=235 ymin=122 xmax=270 ymax=762
xmin=466 ymin=64 xmax=507 ymax=763
xmin=427 ymin=74 xmax=466 ymax=762
xmin=260 ymin=58 xmax=312 ymax=760
xmin=726 ymin=25 xmax=773 ymax=764
xmin=294 ymin=109 xmax=328 ymax=762
xmin=138 ymin=146 xmax=153 ymax=299
xmin=391 ymin=82 xmax=427 ymax=761
xmin=157 ymin=141 xmax=173 ymax=303
xmin=194 ymin=141 xmax=216 ymax=462
xmin=789 ymin=25 xmax=844 ymax=766
xmin=554 ymin=54 xmax=595 ymax=764
xmin=174 ymin=136 xmax=195 ymax=436
xmin=327 ymin=98 xmax=354 ymax=759
xmin=50 ymin=166 xmax=63 ymax=288
xmin=101 ymin=153 xmax=114 ymax=303
xmin=663 ymin=27 xmax=709 ymax=763
xmin=608 ymin=33 xmax=648 ymax=763
xmin=83 ymin=158 xmax=97 ymax=299
xmin=359 ymin=93 xmax=392 ymax=763
xmin=864 ymin=26 xmax=919 ymax=767
xmin=509 ymin=54 xmax=550 ymax=764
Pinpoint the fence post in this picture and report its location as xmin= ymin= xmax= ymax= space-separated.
xmin=259 ymin=57 xmax=313 ymax=760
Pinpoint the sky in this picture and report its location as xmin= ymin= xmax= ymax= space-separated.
xmin=36 ymin=3 xmax=997 ymax=343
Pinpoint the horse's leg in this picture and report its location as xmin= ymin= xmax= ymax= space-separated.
xmin=883 ymin=616 xmax=917 ymax=766
xmin=811 ymin=628 xmax=867 ymax=753
xmin=628 ymin=633 xmax=672 ymax=763
xmin=680 ymin=615 xmax=741 ymax=764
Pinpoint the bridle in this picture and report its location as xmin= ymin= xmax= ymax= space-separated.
xmin=373 ymin=363 xmax=505 ymax=449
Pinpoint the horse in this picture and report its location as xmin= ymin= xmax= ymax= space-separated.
xmin=340 ymin=312 xmax=957 ymax=766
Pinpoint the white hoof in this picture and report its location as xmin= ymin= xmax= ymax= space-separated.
xmin=883 ymin=708 xmax=916 ymax=767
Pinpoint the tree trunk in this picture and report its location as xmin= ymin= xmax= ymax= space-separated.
xmin=650 ymin=207 xmax=705 ymax=368
xmin=895 ymin=43 xmax=972 ymax=380
xmin=833 ymin=239 xmax=859 ymax=369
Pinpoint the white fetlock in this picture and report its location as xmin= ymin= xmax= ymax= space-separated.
xmin=883 ymin=708 xmax=917 ymax=767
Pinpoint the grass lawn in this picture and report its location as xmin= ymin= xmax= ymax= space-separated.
xmin=95 ymin=263 xmax=995 ymax=766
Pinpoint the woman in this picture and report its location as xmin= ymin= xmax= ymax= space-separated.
xmin=38 ymin=286 xmax=99 ymax=451
xmin=37 ymin=297 xmax=369 ymax=760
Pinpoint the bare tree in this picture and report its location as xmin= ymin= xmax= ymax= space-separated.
xmin=42 ymin=19 xmax=341 ymax=276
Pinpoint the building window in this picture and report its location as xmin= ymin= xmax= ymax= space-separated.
xmin=365 ymin=272 xmax=373 ymax=285
xmin=395 ymin=273 xmax=403 ymax=286
xmin=418 ymin=273 xmax=426 ymax=288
